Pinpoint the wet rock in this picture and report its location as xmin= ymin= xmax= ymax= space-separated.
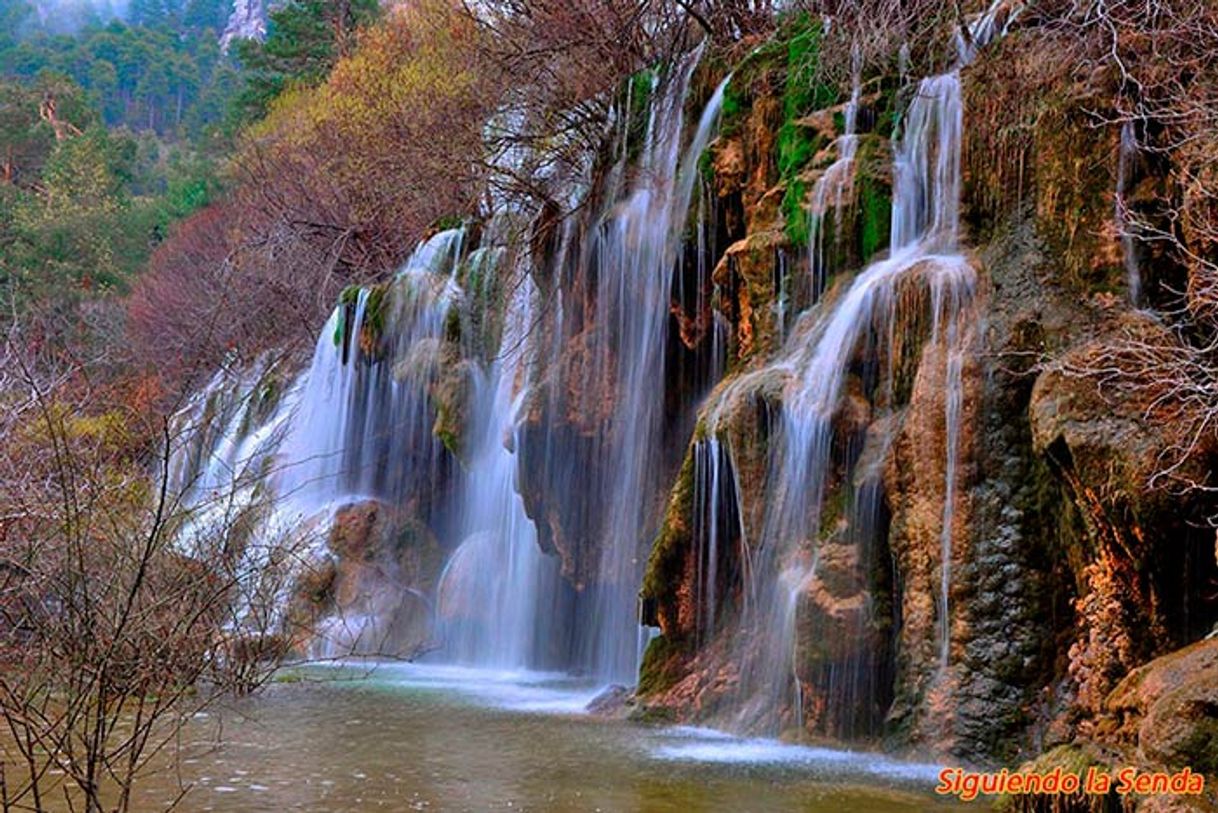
xmin=430 ymin=357 xmax=475 ymax=460
xmin=586 ymin=684 xmax=632 ymax=717
xmin=712 ymin=233 xmax=784 ymax=362
xmin=329 ymin=500 xmax=393 ymax=561
xmin=289 ymin=500 xmax=443 ymax=660
xmin=884 ymin=308 xmax=982 ymax=750
xmin=1106 ymin=639 xmax=1218 ymax=775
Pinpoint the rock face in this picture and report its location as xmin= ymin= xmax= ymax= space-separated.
xmin=630 ymin=12 xmax=1218 ymax=769
xmin=1105 ymin=639 xmax=1218 ymax=777
xmin=289 ymin=499 xmax=444 ymax=659
xmin=220 ymin=0 xmax=267 ymax=51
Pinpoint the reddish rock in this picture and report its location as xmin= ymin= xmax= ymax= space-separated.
xmin=1106 ymin=638 xmax=1218 ymax=775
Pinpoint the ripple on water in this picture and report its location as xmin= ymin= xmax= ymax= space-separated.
xmin=139 ymin=663 xmax=954 ymax=812
xmin=648 ymin=727 xmax=942 ymax=786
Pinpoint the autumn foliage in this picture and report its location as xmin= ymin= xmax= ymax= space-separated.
xmin=126 ymin=0 xmax=501 ymax=396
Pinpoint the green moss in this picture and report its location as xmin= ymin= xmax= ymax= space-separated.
xmin=432 ymin=214 xmax=464 ymax=232
xmin=858 ymin=174 xmax=891 ymax=262
xmin=698 ymin=146 xmax=715 ymax=186
xmin=818 ymin=480 xmax=851 ymax=540
xmin=774 ymin=14 xmax=838 ymax=249
xmin=433 ymin=403 xmax=461 ymax=459
xmin=720 ymin=80 xmax=746 ymax=136
xmin=626 ymin=67 xmax=658 ymax=161
xmin=357 ymin=284 xmax=391 ymax=360
xmin=994 ymin=744 xmax=1117 ymax=813
xmin=334 ymin=285 xmax=366 ymax=351
xmin=364 ymin=285 xmax=388 ymax=333
xmin=641 ymin=446 xmax=697 ymax=605
xmin=719 ymin=38 xmax=784 ymax=139
xmin=436 ymin=428 xmax=459 ymax=458
xmin=638 ymin=635 xmax=684 ymax=696
xmin=776 ymin=123 xmax=817 ymax=182
xmin=444 ymin=303 xmax=461 ymax=344
xmin=782 ymin=177 xmax=810 ymax=246
xmin=460 ymin=248 xmax=506 ymax=361
xmin=628 ymin=704 xmax=678 ymax=725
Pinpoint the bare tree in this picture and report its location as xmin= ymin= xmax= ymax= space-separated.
xmin=0 ymin=319 xmax=319 ymax=812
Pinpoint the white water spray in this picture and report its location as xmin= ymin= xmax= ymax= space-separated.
xmin=727 ymin=2 xmax=1011 ymax=734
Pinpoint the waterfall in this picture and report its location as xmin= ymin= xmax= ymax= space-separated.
xmin=166 ymin=356 xmax=313 ymax=634
xmin=169 ymin=357 xmax=297 ymax=517
xmin=164 ymin=49 xmax=737 ymax=677
xmin=167 ymin=231 xmax=468 ymax=652
xmin=276 ymin=229 xmax=464 ymax=514
xmin=808 ymin=51 xmax=863 ymax=300
xmin=434 ymin=256 xmax=564 ymax=670
xmin=1116 ymin=120 xmax=1141 ymax=305
xmin=724 ymin=4 xmax=1009 ymax=735
xmin=556 ymin=57 xmax=729 ymax=682
xmin=691 ymin=437 xmax=746 ymax=645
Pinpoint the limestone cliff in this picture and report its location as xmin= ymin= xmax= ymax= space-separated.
xmin=629 ymin=8 xmax=1218 ymax=788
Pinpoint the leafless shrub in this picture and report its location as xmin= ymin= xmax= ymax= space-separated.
xmin=0 ymin=320 xmax=319 ymax=812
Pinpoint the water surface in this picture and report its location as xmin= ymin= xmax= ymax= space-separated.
xmin=132 ymin=663 xmax=958 ymax=812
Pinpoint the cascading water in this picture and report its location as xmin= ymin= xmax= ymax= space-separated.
xmin=166 ymin=230 xmax=472 ymax=657
xmin=723 ymin=3 xmax=1010 ymax=736
xmin=808 ymin=52 xmax=863 ymax=301
xmin=168 ymin=357 xmax=297 ymax=519
xmin=167 ymin=357 xmax=309 ymax=633
xmin=170 ymin=59 xmax=734 ymax=677
xmin=691 ymin=437 xmax=746 ymax=645
xmin=434 ymin=254 xmax=564 ymax=670
xmin=1116 ymin=120 xmax=1141 ymax=306
xmin=276 ymin=229 xmax=464 ymax=514
xmin=551 ymin=58 xmax=729 ymax=682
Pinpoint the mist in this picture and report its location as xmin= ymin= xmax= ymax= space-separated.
xmin=26 ymin=0 xmax=130 ymax=35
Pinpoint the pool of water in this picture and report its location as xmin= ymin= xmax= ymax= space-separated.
xmin=134 ymin=663 xmax=958 ymax=812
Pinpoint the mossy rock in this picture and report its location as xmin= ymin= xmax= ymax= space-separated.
xmin=431 ymin=359 xmax=475 ymax=461
xmin=641 ymin=447 xmax=696 ymax=635
xmin=855 ymin=138 xmax=892 ymax=262
xmin=963 ymin=29 xmax=1126 ymax=297
xmin=996 ymin=743 xmax=1122 ymax=813
xmin=627 ymin=703 xmax=679 ymax=725
xmin=1106 ymin=638 xmax=1218 ymax=776
xmin=357 ymin=284 xmax=392 ymax=360
xmin=637 ymin=634 xmax=687 ymax=697
xmin=712 ymin=230 xmax=787 ymax=364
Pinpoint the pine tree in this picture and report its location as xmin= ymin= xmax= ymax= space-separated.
xmin=229 ymin=0 xmax=380 ymax=127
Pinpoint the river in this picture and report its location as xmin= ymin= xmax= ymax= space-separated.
xmin=129 ymin=663 xmax=958 ymax=812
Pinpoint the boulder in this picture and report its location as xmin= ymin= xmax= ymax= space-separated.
xmin=1106 ymin=638 xmax=1218 ymax=775
xmin=289 ymin=500 xmax=443 ymax=659
xmin=586 ymin=684 xmax=632 ymax=717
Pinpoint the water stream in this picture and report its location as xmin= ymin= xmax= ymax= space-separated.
xmin=434 ymin=259 xmax=564 ymax=669
xmin=1116 ymin=119 xmax=1141 ymax=305
xmin=276 ymin=229 xmax=464 ymax=512
xmin=533 ymin=56 xmax=731 ymax=682
xmin=722 ymin=2 xmax=1011 ymax=735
